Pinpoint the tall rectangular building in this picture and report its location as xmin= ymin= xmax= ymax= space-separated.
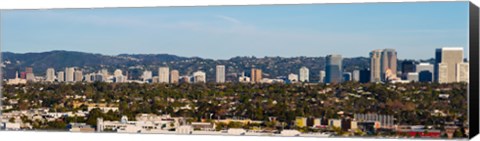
xmin=434 ymin=47 xmax=464 ymax=83
xmin=74 ymin=70 xmax=83 ymax=82
xmin=381 ymin=49 xmax=397 ymax=81
xmin=299 ymin=67 xmax=309 ymax=82
xmin=319 ymin=70 xmax=325 ymax=83
xmin=158 ymin=67 xmax=170 ymax=83
xmin=359 ymin=69 xmax=371 ymax=83
xmin=370 ymin=49 xmax=397 ymax=82
xmin=352 ymin=70 xmax=360 ymax=82
xmin=251 ymin=68 xmax=262 ymax=83
xmin=46 ymin=68 xmax=55 ymax=82
xmin=370 ymin=50 xmax=382 ymax=82
xmin=57 ymin=71 xmax=65 ymax=82
xmin=325 ymin=54 xmax=342 ymax=84
xmin=65 ymin=67 xmax=75 ymax=82
xmin=170 ymin=70 xmax=180 ymax=83
xmin=25 ymin=67 xmax=35 ymax=81
xmin=456 ymin=62 xmax=469 ymax=83
xmin=216 ymin=65 xmax=226 ymax=83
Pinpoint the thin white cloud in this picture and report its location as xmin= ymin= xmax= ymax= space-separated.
xmin=215 ymin=15 xmax=241 ymax=25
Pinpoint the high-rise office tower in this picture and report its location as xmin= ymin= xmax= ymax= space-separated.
xmin=65 ymin=67 xmax=75 ymax=82
xmin=46 ymin=68 xmax=55 ymax=82
xmin=25 ymin=67 xmax=35 ymax=81
xmin=158 ymin=67 xmax=170 ymax=83
xmin=325 ymin=54 xmax=343 ymax=84
xmin=352 ymin=70 xmax=360 ymax=82
xmin=170 ymin=70 xmax=180 ymax=83
xmin=142 ymin=70 xmax=152 ymax=82
xmin=299 ymin=67 xmax=309 ymax=82
xmin=74 ymin=70 xmax=83 ymax=82
xmin=370 ymin=49 xmax=397 ymax=82
xmin=251 ymin=68 xmax=262 ymax=83
xmin=456 ymin=62 xmax=469 ymax=83
xmin=359 ymin=69 xmax=371 ymax=83
xmin=434 ymin=47 xmax=464 ymax=83
xmin=370 ymin=50 xmax=382 ymax=82
xmin=381 ymin=49 xmax=398 ymax=80
xmin=401 ymin=60 xmax=416 ymax=79
xmin=319 ymin=70 xmax=325 ymax=83
xmin=216 ymin=65 xmax=226 ymax=83
xmin=57 ymin=71 xmax=65 ymax=82
xmin=193 ymin=71 xmax=206 ymax=83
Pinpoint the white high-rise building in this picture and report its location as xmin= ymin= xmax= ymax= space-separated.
xmin=57 ymin=71 xmax=65 ymax=82
xmin=216 ymin=65 xmax=226 ymax=83
xmin=142 ymin=70 xmax=153 ymax=82
xmin=435 ymin=47 xmax=465 ymax=83
xmin=456 ymin=62 xmax=469 ymax=83
xmin=46 ymin=68 xmax=55 ymax=82
xmin=319 ymin=70 xmax=325 ymax=83
xmin=352 ymin=70 xmax=360 ymax=82
xmin=158 ymin=67 xmax=170 ymax=83
xmin=288 ymin=73 xmax=299 ymax=83
xmin=299 ymin=67 xmax=309 ymax=82
xmin=65 ymin=67 xmax=75 ymax=82
xmin=193 ymin=71 xmax=206 ymax=83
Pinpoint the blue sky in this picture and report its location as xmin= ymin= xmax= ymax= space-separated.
xmin=0 ymin=2 xmax=469 ymax=60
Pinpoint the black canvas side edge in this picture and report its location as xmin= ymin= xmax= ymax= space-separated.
xmin=469 ymin=1 xmax=479 ymax=139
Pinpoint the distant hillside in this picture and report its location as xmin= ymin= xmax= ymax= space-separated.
xmin=1 ymin=51 xmax=432 ymax=82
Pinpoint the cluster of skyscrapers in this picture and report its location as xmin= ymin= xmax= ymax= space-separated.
xmin=7 ymin=47 xmax=468 ymax=85
xmin=320 ymin=47 xmax=469 ymax=84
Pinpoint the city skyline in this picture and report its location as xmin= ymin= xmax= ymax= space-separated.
xmin=1 ymin=47 xmax=469 ymax=61
xmin=1 ymin=2 xmax=469 ymax=60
